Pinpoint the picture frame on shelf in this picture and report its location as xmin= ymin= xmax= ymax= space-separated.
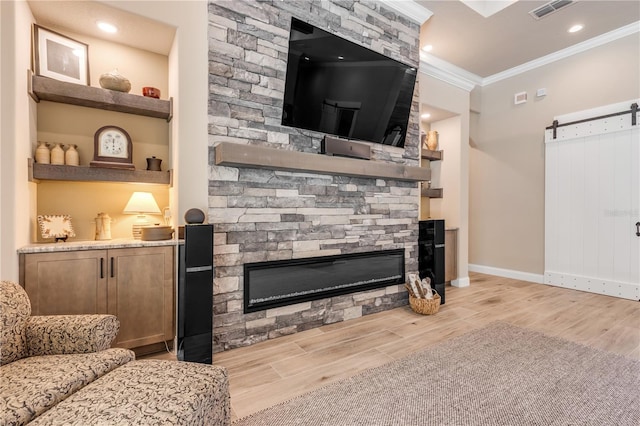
xmin=37 ymin=214 xmax=76 ymax=242
xmin=33 ymin=24 xmax=89 ymax=85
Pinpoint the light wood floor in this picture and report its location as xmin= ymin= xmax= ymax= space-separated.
xmin=145 ymin=272 xmax=640 ymax=421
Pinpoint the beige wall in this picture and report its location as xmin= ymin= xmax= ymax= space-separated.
xmin=470 ymin=34 xmax=640 ymax=276
xmin=419 ymin=74 xmax=470 ymax=286
xmin=1 ymin=0 xmax=36 ymax=280
xmin=103 ymin=0 xmax=210 ymax=223
xmin=37 ymin=182 xmax=169 ymax=241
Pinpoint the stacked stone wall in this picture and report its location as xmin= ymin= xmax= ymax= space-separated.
xmin=208 ymin=0 xmax=421 ymax=352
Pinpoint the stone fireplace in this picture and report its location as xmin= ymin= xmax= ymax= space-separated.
xmin=207 ymin=0 xmax=421 ymax=352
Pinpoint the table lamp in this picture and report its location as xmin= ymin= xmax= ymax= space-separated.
xmin=123 ymin=191 xmax=161 ymax=239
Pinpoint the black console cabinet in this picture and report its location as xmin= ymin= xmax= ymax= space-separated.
xmin=418 ymin=219 xmax=445 ymax=304
xmin=177 ymin=224 xmax=214 ymax=364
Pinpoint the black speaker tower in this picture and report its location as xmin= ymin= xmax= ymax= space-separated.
xmin=418 ymin=219 xmax=445 ymax=304
xmin=177 ymin=224 xmax=214 ymax=364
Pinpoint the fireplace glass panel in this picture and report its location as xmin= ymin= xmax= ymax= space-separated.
xmin=244 ymin=249 xmax=405 ymax=313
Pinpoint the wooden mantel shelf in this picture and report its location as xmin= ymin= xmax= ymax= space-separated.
xmin=421 ymin=186 xmax=443 ymax=198
xmin=29 ymin=72 xmax=172 ymax=121
xmin=29 ymin=160 xmax=171 ymax=185
xmin=214 ymin=142 xmax=431 ymax=182
xmin=421 ymin=149 xmax=443 ymax=161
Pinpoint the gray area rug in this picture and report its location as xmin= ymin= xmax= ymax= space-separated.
xmin=233 ymin=322 xmax=640 ymax=425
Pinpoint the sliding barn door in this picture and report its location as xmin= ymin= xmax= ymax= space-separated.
xmin=545 ymin=104 xmax=639 ymax=300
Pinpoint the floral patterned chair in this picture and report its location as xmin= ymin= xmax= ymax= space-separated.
xmin=1 ymin=280 xmax=230 ymax=425
xmin=0 ymin=280 xmax=135 ymax=425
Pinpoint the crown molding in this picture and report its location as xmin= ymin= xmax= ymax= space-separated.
xmin=419 ymin=53 xmax=481 ymax=92
xmin=418 ymin=20 xmax=640 ymax=90
xmin=378 ymin=0 xmax=433 ymax=24
xmin=482 ymin=20 xmax=640 ymax=86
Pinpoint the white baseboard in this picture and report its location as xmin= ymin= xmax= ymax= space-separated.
xmin=545 ymin=271 xmax=639 ymax=301
xmin=468 ymin=264 xmax=544 ymax=284
xmin=451 ymin=277 xmax=470 ymax=288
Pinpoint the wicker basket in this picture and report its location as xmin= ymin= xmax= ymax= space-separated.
xmin=408 ymin=289 xmax=441 ymax=315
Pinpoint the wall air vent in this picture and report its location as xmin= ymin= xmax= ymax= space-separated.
xmin=529 ymin=0 xmax=575 ymax=20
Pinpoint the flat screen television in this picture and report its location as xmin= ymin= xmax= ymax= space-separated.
xmin=281 ymin=17 xmax=417 ymax=148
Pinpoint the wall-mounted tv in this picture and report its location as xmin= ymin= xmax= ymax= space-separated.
xmin=281 ymin=17 xmax=417 ymax=148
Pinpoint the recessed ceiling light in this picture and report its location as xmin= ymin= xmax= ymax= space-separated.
xmin=422 ymin=45 xmax=433 ymax=52
xmin=338 ymin=55 xmax=344 ymax=60
xmin=568 ymin=24 xmax=583 ymax=33
xmin=97 ymin=21 xmax=118 ymax=34
xmin=421 ymin=113 xmax=431 ymax=119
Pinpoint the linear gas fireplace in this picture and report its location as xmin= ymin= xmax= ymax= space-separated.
xmin=244 ymin=249 xmax=405 ymax=313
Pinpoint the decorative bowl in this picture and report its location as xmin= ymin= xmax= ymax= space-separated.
xmin=142 ymin=87 xmax=161 ymax=99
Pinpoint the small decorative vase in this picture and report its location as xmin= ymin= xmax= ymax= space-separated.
xmin=146 ymin=156 xmax=162 ymax=171
xmin=50 ymin=143 xmax=65 ymax=165
xmin=95 ymin=213 xmax=112 ymax=240
xmin=65 ymin=144 xmax=79 ymax=166
xmin=426 ymin=130 xmax=439 ymax=151
xmin=99 ymin=69 xmax=132 ymax=93
xmin=35 ymin=141 xmax=50 ymax=164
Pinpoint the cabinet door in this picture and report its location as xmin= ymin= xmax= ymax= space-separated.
xmin=445 ymin=230 xmax=458 ymax=283
xmin=22 ymin=250 xmax=108 ymax=315
xmin=107 ymin=246 xmax=174 ymax=349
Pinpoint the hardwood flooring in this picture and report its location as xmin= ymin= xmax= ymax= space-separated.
xmin=144 ymin=272 xmax=640 ymax=421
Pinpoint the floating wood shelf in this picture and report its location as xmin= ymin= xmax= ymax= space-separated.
xmin=29 ymin=72 xmax=172 ymax=121
xmin=421 ymin=187 xmax=443 ymax=198
xmin=29 ymin=160 xmax=171 ymax=185
xmin=421 ymin=149 xmax=443 ymax=161
xmin=214 ymin=142 xmax=431 ymax=182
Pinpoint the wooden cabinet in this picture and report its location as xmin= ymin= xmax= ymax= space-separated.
xmin=107 ymin=247 xmax=174 ymax=349
xmin=21 ymin=246 xmax=174 ymax=351
xmin=445 ymin=229 xmax=458 ymax=283
xmin=22 ymin=250 xmax=107 ymax=315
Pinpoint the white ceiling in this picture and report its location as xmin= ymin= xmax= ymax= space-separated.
xmin=28 ymin=1 xmax=640 ymax=81
xmin=27 ymin=0 xmax=176 ymax=56
xmin=416 ymin=0 xmax=640 ymax=78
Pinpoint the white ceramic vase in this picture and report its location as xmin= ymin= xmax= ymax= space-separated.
xmin=426 ymin=130 xmax=439 ymax=151
xmin=65 ymin=144 xmax=79 ymax=166
xmin=35 ymin=141 xmax=50 ymax=164
xmin=50 ymin=143 xmax=64 ymax=165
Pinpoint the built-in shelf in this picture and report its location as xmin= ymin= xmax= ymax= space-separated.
xmin=421 ymin=149 xmax=443 ymax=161
xmin=214 ymin=142 xmax=431 ymax=182
xmin=29 ymin=159 xmax=171 ymax=185
xmin=421 ymin=186 xmax=443 ymax=198
xmin=28 ymin=71 xmax=172 ymax=121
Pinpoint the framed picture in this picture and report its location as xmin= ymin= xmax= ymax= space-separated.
xmin=33 ymin=24 xmax=89 ymax=85
xmin=37 ymin=214 xmax=76 ymax=242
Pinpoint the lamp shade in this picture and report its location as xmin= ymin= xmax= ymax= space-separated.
xmin=123 ymin=192 xmax=161 ymax=214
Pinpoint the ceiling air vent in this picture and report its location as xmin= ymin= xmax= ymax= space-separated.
xmin=529 ymin=0 xmax=575 ymax=20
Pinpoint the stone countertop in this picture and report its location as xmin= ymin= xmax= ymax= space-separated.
xmin=17 ymin=238 xmax=179 ymax=254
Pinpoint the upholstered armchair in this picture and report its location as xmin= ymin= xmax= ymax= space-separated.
xmin=0 ymin=280 xmax=135 ymax=425
xmin=0 ymin=280 xmax=121 ymax=363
